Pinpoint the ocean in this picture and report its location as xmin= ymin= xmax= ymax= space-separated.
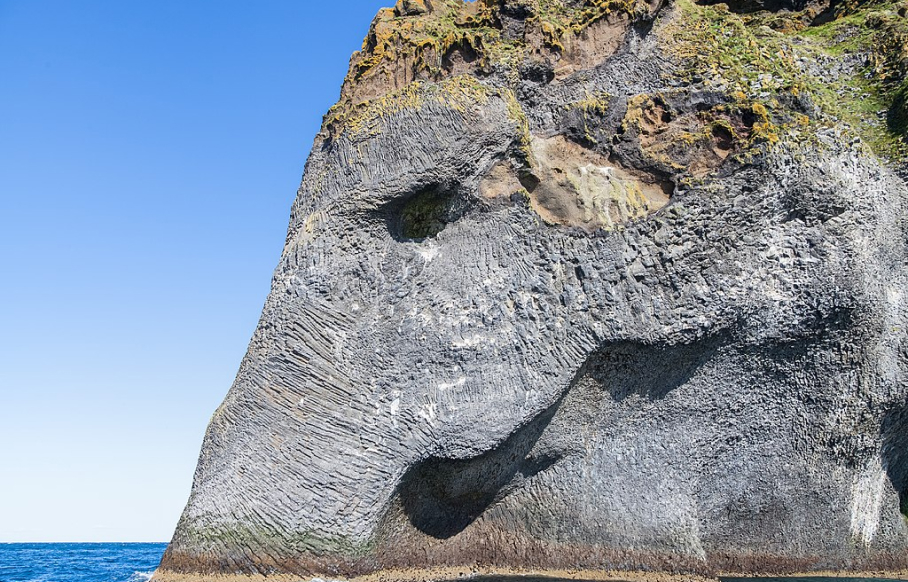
xmin=0 ymin=543 xmax=166 ymax=582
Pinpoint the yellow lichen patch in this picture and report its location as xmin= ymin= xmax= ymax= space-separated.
xmin=622 ymin=86 xmax=787 ymax=166
xmin=524 ymin=0 xmax=655 ymax=77
xmin=328 ymin=75 xmax=492 ymax=139
xmin=395 ymin=0 xmax=430 ymax=17
xmin=656 ymin=0 xmax=813 ymax=150
xmin=338 ymin=0 xmax=504 ymax=108
xmin=620 ymin=92 xmax=757 ymax=177
xmin=570 ymin=91 xmax=612 ymax=116
xmin=535 ymin=0 xmax=654 ymax=38
xmin=502 ymin=88 xmax=533 ymax=163
xmin=326 ymin=0 xmax=660 ymax=135
xmin=622 ymin=93 xmax=668 ymax=135
xmin=522 ymin=135 xmax=669 ymax=230
xmin=748 ymin=101 xmax=780 ymax=145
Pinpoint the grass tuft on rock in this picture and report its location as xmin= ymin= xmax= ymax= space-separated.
xmin=664 ymin=0 xmax=908 ymax=163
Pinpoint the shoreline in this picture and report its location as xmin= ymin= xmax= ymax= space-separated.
xmin=151 ymin=566 xmax=908 ymax=582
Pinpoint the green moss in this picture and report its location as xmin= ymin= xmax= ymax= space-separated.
xmin=661 ymin=0 xmax=814 ymax=153
xmin=792 ymin=0 xmax=908 ymax=160
xmin=182 ymin=522 xmax=376 ymax=558
xmin=330 ymin=0 xmax=908 ymax=163
xmin=662 ymin=0 xmax=908 ymax=162
xmin=326 ymin=75 xmax=491 ymax=138
xmin=664 ymin=0 xmax=806 ymax=94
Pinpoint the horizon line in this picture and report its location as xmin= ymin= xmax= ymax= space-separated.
xmin=0 ymin=541 xmax=170 ymax=545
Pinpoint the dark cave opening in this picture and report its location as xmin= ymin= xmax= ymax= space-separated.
xmin=393 ymin=337 xmax=726 ymax=540
xmin=383 ymin=184 xmax=467 ymax=242
xmin=881 ymin=401 xmax=908 ymax=520
xmin=395 ymin=404 xmax=561 ymax=539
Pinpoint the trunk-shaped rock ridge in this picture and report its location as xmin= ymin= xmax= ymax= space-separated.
xmin=155 ymin=0 xmax=908 ymax=579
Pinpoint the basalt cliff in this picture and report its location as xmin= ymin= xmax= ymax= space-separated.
xmin=155 ymin=0 xmax=908 ymax=580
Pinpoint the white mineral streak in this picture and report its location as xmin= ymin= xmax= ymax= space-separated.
xmin=851 ymin=458 xmax=886 ymax=545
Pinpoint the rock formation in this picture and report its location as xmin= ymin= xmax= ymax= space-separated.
xmin=155 ymin=0 xmax=908 ymax=579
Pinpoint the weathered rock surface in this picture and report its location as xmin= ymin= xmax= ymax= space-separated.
xmin=156 ymin=0 xmax=908 ymax=579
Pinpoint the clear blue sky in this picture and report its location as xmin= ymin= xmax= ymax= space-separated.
xmin=0 ymin=0 xmax=388 ymax=543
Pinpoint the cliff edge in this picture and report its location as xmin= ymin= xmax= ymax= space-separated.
xmin=155 ymin=0 xmax=908 ymax=579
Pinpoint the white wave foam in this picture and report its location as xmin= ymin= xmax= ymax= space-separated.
xmin=127 ymin=571 xmax=154 ymax=582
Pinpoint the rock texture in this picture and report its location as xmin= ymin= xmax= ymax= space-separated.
xmin=156 ymin=0 xmax=908 ymax=580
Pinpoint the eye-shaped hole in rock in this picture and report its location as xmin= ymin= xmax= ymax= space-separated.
xmin=385 ymin=184 xmax=467 ymax=242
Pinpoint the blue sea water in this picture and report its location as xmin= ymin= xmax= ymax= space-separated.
xmin=0 ymin=543 xmax=167 ymax=582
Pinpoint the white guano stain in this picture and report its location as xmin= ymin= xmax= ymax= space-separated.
xmin=580 ymin=163 xmax=614 ymax=178
xmin=437 ymin=377 xmax=466 ymax=391
xmin=418 ymin=401 xmax=438 ymax=425
xmin=452 ymin=335 xmax=496 ymax=348
xmin=850 ymin=457 xmax=886 ymax=545
xmin=416 ymin=244 xmax=439 ymax=263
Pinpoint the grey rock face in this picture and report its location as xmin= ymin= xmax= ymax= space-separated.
xmin=157 ymin=0 xmax=908 ymax=578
